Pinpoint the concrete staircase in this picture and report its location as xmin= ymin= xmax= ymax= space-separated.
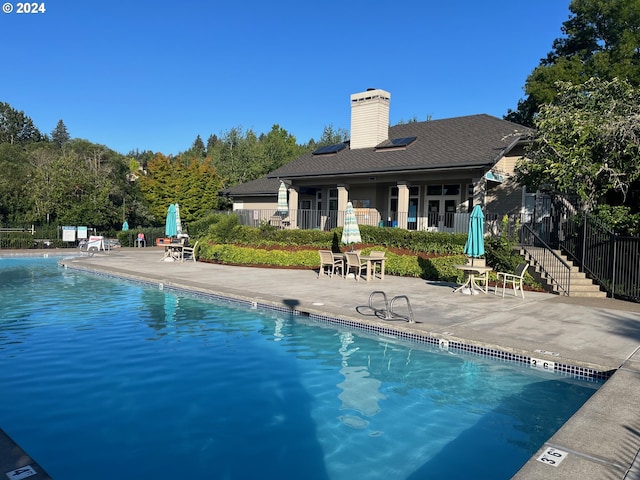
xmin=520 ymin=246 xmax=607 ymax=298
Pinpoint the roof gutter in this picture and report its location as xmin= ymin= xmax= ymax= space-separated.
xmin=267 ymin=162 xmax=493 ymax=180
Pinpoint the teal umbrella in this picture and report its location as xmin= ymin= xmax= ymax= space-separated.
xmin=276 ymin=181 xmax=288 ymax=216
xmin=165 ymin=204 xmax=178 ymax=237
xmin=464 ymin=205 xmax=485 ymax=264
xmin=341 ymin=201 xmax=362 ymax=250
xmin=122 ymin=221 xmax=129 ymax=231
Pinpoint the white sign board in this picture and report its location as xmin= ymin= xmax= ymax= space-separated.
xmin=62 ymin=226 xmax=76 ymax=242
xmin=77 ymin=226 xmax=88 ymax=239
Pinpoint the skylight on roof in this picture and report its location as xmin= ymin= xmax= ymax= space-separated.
xmin=375 ymin=136 xmax=417 ymax=150
xmin=312 ymin=143 xmax=347 ymax=155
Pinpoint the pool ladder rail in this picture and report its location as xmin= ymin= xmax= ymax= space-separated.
xmin=368 ymin=291 xmax=415 ymax=323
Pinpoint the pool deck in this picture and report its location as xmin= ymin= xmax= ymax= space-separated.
xmin=3 ymin=247 xmax=640 ymax=479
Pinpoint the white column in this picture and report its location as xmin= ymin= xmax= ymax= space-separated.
xmin=288 ymin=186 xmax=298 ymax=229
xmin=337 ymin=185 xmax=349 ymax=227
xmin=397 ymin=183 xmax=409 ymax=229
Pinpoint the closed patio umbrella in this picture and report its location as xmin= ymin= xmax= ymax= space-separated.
xmin=464 ymin=205 xmax=485 ymax=265
xmin=175 ymin=203 xmax=183 ymax=236
xmin=341 ymin=201 xmax=362 ymax=250
xmin=276 ymin=181 xmax=288 ymax=216
xmin=165 ymin=204 xmax=178 ymax=238
xmin=122 ymin=220 xmax=129 ymax=231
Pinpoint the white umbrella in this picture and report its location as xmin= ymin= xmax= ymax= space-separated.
xmin=175 ymin=203 xmax=183 ymax=235
xmin=276 ymin=182 xmax=288 ymax=216
xmin=341 ymin=201 xmax=362 ymax=250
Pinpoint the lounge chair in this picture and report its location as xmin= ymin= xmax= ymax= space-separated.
xmin=318 ymin=250 xmax=343 ymax=278
xmin=181 ymin=240 xmax=199 ymax=263
xmin=344 ymin=251 xmax=367 ymax=281
xmin=495 ymin=262 xmax=529 ymax=298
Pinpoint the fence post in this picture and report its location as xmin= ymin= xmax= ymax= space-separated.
xmin=581 ymin=213 xmax=588 ymax=267
xmin=610 ymin=233 xmax=617 ymax=299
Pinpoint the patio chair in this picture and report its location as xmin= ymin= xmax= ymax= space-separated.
xmin=181 ymin=240 xmax=199 ymax=263
xmin=318 ymin=250 xmax=343 ymax=278
xmin=344 ymin=251 xmax=367 ymax=281
xmin=270 ymin=215 xmax=283 ymax=229
xmin=495 ymin=262 xmax=529 ymax=298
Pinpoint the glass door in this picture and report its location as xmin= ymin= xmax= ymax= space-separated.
xmin=427 ymin=199 xmax=441 ymax=230
xmin=426 ymin=184 xmax=460 ymax=232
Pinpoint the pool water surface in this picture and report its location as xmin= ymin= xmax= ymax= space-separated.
xmin=0 ymin=257 xmax=599 ymax=479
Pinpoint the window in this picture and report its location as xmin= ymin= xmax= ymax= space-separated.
xmin=427 ymin=185 xmax=442 ymax=196
xmin=443 ymin=184 xmax=460 ymax=195
xmin=328 ymin=189 xmax=338 ymax=211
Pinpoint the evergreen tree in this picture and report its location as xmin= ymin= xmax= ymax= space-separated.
xmin=506 ymin=0 xmax=640 ymax=126
xmin=0 ymin=102 xmax=43 ymax=144
xmin=190 ymin=134 xmax=205 ymax=158
xmin=51 ymin=119 xmax=70 ymax=147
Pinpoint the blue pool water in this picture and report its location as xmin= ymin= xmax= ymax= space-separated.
xmin=0 ymin=257 xmax=599 ymax=479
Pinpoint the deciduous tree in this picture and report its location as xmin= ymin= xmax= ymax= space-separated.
xmin=515 ymin=77 xmax=640 ymax=230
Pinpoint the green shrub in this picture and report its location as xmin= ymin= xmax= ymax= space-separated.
xmin=198 ymin=243 xmax=319 ymax=268
xmin=0 ymin=232 xmax=36 ymax=249
xmin=208 ymin=215 xmax=241 ymax=243
xmin=190 ymin=220 xmax=541 ymax=288
xmin=197 ymin=240 xmax=469 ymax=280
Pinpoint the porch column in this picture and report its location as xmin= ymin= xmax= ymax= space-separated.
xmin=337 ymin=185 xmax=349 ymax=227
xmin=397 ymin=183 xmax=409 ymax=229
xmin=287 ymin=186 xmax=298 ymax=229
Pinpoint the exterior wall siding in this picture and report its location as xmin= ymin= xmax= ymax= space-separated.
xmin=350 ymin=89 xmax=390 ymax=149
xmin=485 ymin=151 xmax=526 ymax=215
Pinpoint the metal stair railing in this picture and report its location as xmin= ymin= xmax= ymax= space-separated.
xmin=520 ymin=224 xmax=572 ymax=296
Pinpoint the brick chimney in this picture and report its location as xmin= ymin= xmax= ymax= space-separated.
xmin=350 ymin=88 xmax=391 ymax=149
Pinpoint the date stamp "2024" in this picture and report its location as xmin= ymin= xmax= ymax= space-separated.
xmin=2 ymin=2 xmax=46 ymax=14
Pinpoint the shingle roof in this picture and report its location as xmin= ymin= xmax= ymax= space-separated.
xmin=222 ymin=176 xmax=282 ymax=196
xmin=267 ymin=114 xmax=531 ymax=179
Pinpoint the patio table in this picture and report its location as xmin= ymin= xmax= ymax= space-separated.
xmin=360 ymin=255 xmax=385 ymax=281
xmin=453 ymin=265 xmax=492 ymax=294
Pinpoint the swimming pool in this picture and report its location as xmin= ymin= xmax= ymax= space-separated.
xmin=0 ymin=257 xmax=599 ymax=479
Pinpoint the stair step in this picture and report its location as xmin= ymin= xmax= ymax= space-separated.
xmin=569 ymin=284 xmax=603 ymax=292
xmin=567 ymin=290 xmax=608 ymax=298
xmin=521 ymin=245 xmax=608 ymax=299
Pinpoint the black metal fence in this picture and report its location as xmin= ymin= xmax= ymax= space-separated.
xmin=560 ymin=212 xmax=640 ymax=302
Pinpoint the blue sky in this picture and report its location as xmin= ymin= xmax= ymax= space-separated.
xmin=2 ymin=0 xmax=571 ymax=155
